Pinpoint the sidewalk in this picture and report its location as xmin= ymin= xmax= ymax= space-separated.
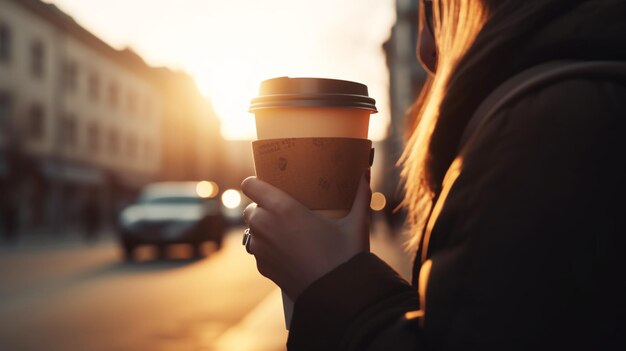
xmin=210 ymin=217 xmax=413 ymax=351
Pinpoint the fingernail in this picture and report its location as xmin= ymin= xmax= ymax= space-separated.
xmin=241 ymin=176 xmax=256 ymax=189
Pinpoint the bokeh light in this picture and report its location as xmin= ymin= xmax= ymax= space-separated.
xmin=221 ymin=189 xmax=242 ymax=209
xmin=196 ymin=181 xmax=219 ymax=198
xmin=370 ymin=191 xmax=387 ymax=211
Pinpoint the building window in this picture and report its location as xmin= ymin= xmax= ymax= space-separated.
xmin=30 ymin=40 xmax=45 ymax=79
xmin=63 ymin=61 xmax=78 ymax=92
xmin=88 ymin=72 xmax=99 ymax=101
xmin=143 ymin=98 xmax=151 ymax=119
xmin=0 ymin=93 xmax=11 ymax=130
xmin=108 ymin=82 xmax=119 ymax=109
xmin=0 ymin=24 xmax=11 ymax=63
xmin=127 ymin=91 xmax=137 ymax=114
xmin=108 ymin=129 xmax=119 ymax=154
xmin=28 ymin=104 xmax=45 ymax=140
xmin=126 ymin=135 xmax=137 ymax=158
xmin=143 ymin=139 xmax=154 ymax=160
xmin=87 ymin=122 xmax=99 ymax=152
xmin=61 ymin=116 xmax=77 ymax=148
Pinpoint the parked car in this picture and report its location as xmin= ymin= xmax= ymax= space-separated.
xmin=117 ymin=181 xmax=226 ymax=260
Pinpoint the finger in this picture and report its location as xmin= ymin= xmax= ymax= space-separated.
xmin=244 ymin=206 xmax=275 ymax=240
xmin=244 ymin=230 xmax=254 ymax=255
xmin=241 ymin=176 xmax=307 ymax=215
xmin=243 ymin=203 xmax=257 ymax=225
xmin=248 ymin=238 xmax=286 ymax=286
xmin=345 ymin=172 xmax=372 ymax=222
xmin=243 ymin=228 xmax=253 ymax=252
xmin=246 ymin=229 xmax=267 ymax=258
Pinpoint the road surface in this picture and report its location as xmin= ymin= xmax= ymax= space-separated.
xmin=0 ymin=219 xmax=410 ymax=351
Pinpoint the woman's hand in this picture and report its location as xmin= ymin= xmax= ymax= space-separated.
xmin=241 ymin=173 xmax=372 ymax=301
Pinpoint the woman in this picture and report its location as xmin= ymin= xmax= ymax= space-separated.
xmin=242 ymin=0 xmax=626 ymax=349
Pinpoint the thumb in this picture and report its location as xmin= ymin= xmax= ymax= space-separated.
xmin=345 ymin=170 xmax=372 ymax=224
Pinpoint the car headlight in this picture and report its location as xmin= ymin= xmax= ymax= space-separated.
xmin=221 ymin=189 xmax=242 ymax=209
xmin=120 ymin=207 xmax=143 ymax=227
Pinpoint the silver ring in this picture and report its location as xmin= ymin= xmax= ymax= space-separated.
xmin=242 ymin=228 xmax=252 ymax=254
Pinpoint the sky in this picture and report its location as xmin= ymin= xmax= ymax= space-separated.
xmin=45 ymin=0 xmax=397 ymax=140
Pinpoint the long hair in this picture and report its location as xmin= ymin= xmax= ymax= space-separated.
xmin=401 ymin=0 xmax=587 ymax=250
xmin=401 ymin=0 xmax=488 ymax=249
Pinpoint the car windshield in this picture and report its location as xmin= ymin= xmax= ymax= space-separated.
xmin=141 ymin=196 xmax=203 ymax=205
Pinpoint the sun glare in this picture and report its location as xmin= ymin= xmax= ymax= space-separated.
xmin=191 ymin=61 xmax=261 ymax=140
xmin=370 ymin=192 xmax=387 ymax=211
xmin=48 ymin=0 xmax=396 ymax=141
xmin=193 ymin=63 xmax=391 ymax=142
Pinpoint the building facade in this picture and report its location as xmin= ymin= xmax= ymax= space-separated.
xmin=0 ymin=0 xmax=162 ymax=235
xmin=382 ymin=0 xmax=427 ymax=228
xmin=153 ymin=67 xmax=225 ymax=187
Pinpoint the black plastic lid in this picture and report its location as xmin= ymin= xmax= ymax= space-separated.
xmin=249 ymin=77 xmax=377 ymax=113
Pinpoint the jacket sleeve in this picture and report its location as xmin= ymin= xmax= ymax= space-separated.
xmin=420 ymin=79 xmax=626 ymax=349
xmin=287 ymin=252 xmax=421 ymax=351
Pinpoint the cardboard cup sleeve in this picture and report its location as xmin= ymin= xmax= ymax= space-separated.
xmin=252 ymin=137 xmax=373 ymax=210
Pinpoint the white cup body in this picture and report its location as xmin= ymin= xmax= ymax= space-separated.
xmin=254 ymin=107 xmax=370 ymax=140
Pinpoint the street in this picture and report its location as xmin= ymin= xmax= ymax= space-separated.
xmin=0 ymin=220 xmax=411 ymax=351
xmin=0 ymin=226 xmax=286 ymax=351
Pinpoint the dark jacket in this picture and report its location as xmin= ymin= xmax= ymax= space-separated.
xmin=287 ymin=2 xmax=626 ymax=350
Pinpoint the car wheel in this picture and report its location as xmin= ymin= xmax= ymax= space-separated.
xmin=191 ymin=242 xmax=204 ymax=258
xmin=123 ymin=242 xmax=135 ymax=261
xmin=157 ymin=245 xmax=168 ymax=260
xmin=214 ymin=237 xmax=223 ymax=250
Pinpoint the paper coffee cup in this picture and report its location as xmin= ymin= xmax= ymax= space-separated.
xmin=249 ymin=77 xmax=377 ymax=328
xmin=250 ymin=77 xmax=377 ymax=216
